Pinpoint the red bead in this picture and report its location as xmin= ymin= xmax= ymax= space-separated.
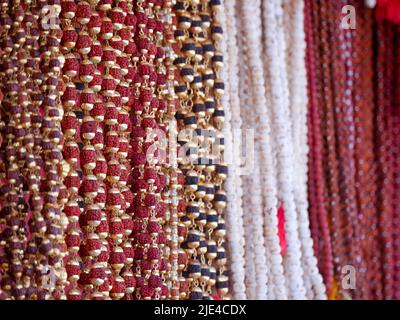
xmin=144 ymin=194 xmax=157 ymax=207
xmin=111 ymin=277 xmax=126 ymax=298
xmin=90 ymin=100 xmax=106 ymax=121
xmin=122 ymin=241 xmax=134 ymax=260
xmin=140 ymin=286 xmax=154 ymax=299
xmin=61 ymin=27 xmax=78 ymax=48
xmin=122 ymin=188 xmax=133 ymax=207
xmin=110 ymin=247 xmax=126 ymax=264
xmin=84 ymin=205 xmax=102 ymax=227
xmin=105 ymin=103 xmax=118 ymax=125
xmin=66 ymin=260 xmax=81 ymax=277
xmin=76 ymin=32 xmax=92 ymax=54
xmin=157 ymin=232 xmax=167 ymax=245
xmin=137 ymin=233 xmax=152 ymax=245
xmin=64 ymin=201 xmax=81 ymax=219
xmin=81 ymin=116 xmax=97 ymax=140
xmin=87 ymin=13 xmax=102 ymax=34
xmin=97 ymin=245 xmax=110 ymax=262
xmin=122 ymin=272 xmax=136 ymax=292
xmin=147 ymin=221 xmax=161 ymax=234
xmin=148 ymin=275 xmax=162 ymax=289
xmin=89 ymin=41 xmax=103 ymax=63
xmin=76 ymin=1 xmax=92 ymax=24
xmin=125 ymin=13 xmax=137 ymax=27
xmin=135 ymin=206 xmax=150 ymax=219
xmin=64 ymin=172 xmax=81 ymax=190
xmin=124 ymin=41 xmax=138 ymax=55
xmin=135 ymin=12 xmax=148 ymax=28
xmin=63 ymin=55 xmax=79 ymax=77
xmin=147 ymin=247 xmax=161 ymax=261
xmin=110 ymin=36 xmax=124 ymax=55
xmin=61 ymin=0 xmax=77 ymax=19
xmin=93 ymin=156 xmax=107 ymax=178
xmin=63 ymin=142 xmax=80 ymax=163
xmin=100 ymin=18 xmax=113 ymax=38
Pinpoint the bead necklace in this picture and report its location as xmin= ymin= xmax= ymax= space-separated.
xmin=130 ymin=0 xmax=168 ymax=300
xmin=352 ymin=2 xmax=383 ymax=299
xmin=98 ymin=0 xmax=134 ymax=301
xmin=237 ymin=0 xmax=287 ymax=300
xmin=62 ymin=0 xmax=113 ymax=300
xmin=279 ymin=0 xmax=326 ymax=300
xmin=393 ymin=24 xmax=400 ymax=300
xmin=237 ymin=0 xmax=270 ymax=300
xmin=0 ymin=0 xmax=33 ymax=299
xmin=313 ymin=0 xmax=347 ymax=297
xmin=174 ymin=0 xmax=229 ymax=300
xmin=36 ymin=0 xmax=68 ymax=299
xmin=219 ymin=0 xmax=246 ymax=300
xmin=160 ymin=0 xmax=185 ymax=300
xmin=374 ymin=20 xmax=395 ymax=300
xmin=262 ymin=0 xmax=308 ymax=300
xmin=60 ymin=0 xmax=84 ymax=300
xmin=304 ymin=0 xmax=334 ymax=293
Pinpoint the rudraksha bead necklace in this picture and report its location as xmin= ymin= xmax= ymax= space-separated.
xmin=174 ymin=0 xmax=228 ymax=300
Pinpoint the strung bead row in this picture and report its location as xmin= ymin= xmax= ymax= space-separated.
xmin=173 ymin=0 xmax=228 ymax=300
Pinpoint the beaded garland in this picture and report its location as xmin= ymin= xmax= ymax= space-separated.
xmin=173 ymin=0 xmax=229 ymax=300
xmin=0 ymin=0 xmax=68 ymax=299
xmin=305 ymin=0 xmax=400 ymax=300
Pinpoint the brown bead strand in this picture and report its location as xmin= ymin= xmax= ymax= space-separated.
xmin=36 ymin=0 xmax=68 ymax=299
xmin=314 ymin=0 xmax=347 ymax=294
xmin=352 ymin=3 xmax=382 ymax=300
xmin=60 ymin=0 xmax=84 ymax=300
xmin=374 ymin=21 xmax=396 ymax=300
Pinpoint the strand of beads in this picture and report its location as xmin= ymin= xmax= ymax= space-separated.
xmin=67 ymin=0 xmax=111 ymax=300
xmin=219 ymin=0 xmax=246 ymax=300
xmin=159 ymin=0 xmax=186 ymax=300
xmin=304 ymin=0 xmax=334 ymax=294
xmin=315 ymin=0 xmax=347 ymax=298
xmin=174 ymin=0 xmax=229 ymax=300
xmin=96 ymin=0 xmax=134 ymax=301
xmin=130 ymin=0 xmax=169 ymax=300
xmin=351 ymin=2 xmax=383 ymax=299
xmin=36 ymin=0 xmax=68 ymax=299
xmin=112 ymin=0 xmax=136 ymax=300
xmin=0 ymin=0 xmax=32 ymax=299
xmin=261 ymin=0 xmax=308 ymax=299
xmin=208 ymin=0 xmax=229 ymax=299
xmin=279 ymin=0 xmax=326 ymax=300
xmin=374 ymin=19 xmax=396 ymax=300
xmin=0 ymin=0 xmax=58 ymax=299
xmin=236 ymin=0 xmax=275 ymax=299
xmin=60 ymin=0 xmax=84 ymax=300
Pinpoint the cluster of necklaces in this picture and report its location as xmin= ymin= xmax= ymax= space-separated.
xmin=3 ymin=0 xmax=400 ymax=301
xmin=0 ymin=0 xmax=229 ymax=300
xmin=305 ymin=0 xmax=400 ymax=300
